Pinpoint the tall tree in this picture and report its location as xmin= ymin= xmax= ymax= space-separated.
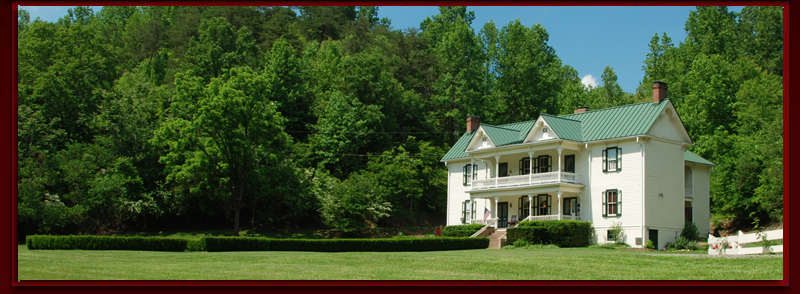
xmin=492 ymin=19 xmax=562 ymax=123
xmin=154 ymin=67 xmax=289 ymax=235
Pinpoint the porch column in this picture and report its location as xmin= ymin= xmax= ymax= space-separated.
xmin=493 ymin=196 xmax=500 ymax=228
xmin=528 ymin=150 xmax=534 ymax=184
xmin=557 ymin=147 xmax=562 ymax=182
xmin=494 ymin=155 xmax=500 ymax=187
xmin=557 ymin=191 xmax=562 ymax=220
xmin=527 ymin=193 xmax=533 ymax=221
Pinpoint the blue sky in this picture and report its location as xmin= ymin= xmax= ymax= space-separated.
xmin=19 ymin=5 xmax=744 ymax=93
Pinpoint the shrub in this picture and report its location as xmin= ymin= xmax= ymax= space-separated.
xmin=644 ymin=239 xmax=655 ymax=249
xmin=512 ymin=239 xmax=530 ymax=247
xmin=508 ymin=220 xmax=593 ymax=247
xmin=609 ymin=222 xmax=624 ymax=244
xmin=25 ymin=235 xmax=188 ymax=252
xmin=442 ymin=224 xmax=484 ymax=237
xmin=203 ymin=237 xmax=489 ymax=252
xmin=204 ymin=237 xmax=271 ymax=252
xmin=666 ymin=236 xmax=701 ymax=251
xmin=187 ymin=239 xmax=206 ymax=252
xmin=681 ymin=221 xmax=700 ymax=241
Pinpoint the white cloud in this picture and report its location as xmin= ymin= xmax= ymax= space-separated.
xmin=581 ymin=74 xmax=598 ymax=89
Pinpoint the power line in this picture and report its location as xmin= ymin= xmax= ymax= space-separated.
xmin=284 ymin=131 xmax=458 ymax=134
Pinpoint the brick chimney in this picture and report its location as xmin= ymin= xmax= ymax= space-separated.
xmin=653 ymin=81 xmax=668 ymax=103
xmin=574 ymin=106 xmax=590 ymax=114
xmin=466 ymin=116 xmax=481 ymax=133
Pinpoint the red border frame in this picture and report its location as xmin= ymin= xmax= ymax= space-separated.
xmin=4 ymin=1 xmax=795 ymax=292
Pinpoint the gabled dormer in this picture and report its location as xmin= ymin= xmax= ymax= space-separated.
xmin=522 ymin=116 xmax=560 ymax=143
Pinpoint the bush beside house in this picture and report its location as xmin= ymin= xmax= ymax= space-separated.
xmin=507 ymin=220 xmax=593 ymax=247
xmin=441 ymin=224 xmax=484 ymax=237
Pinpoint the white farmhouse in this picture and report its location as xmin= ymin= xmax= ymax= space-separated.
xmin=440 ymin=81 xmax=714 ymax=249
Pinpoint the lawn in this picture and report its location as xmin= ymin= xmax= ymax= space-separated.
xmin=17 ymin=245 xmax=782 ymax=280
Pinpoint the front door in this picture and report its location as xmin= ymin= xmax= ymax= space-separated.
xmin=685 ymin=206 xmax=693 ymax=223
xmin=649 ymin=229 xmax=659 ymax=250
xmin=564 ymin=155 xmax=575 ymax=173
xmin=498 ymin=202 xmax=508 ymax=228
xmin=499 ymin=163 xmax=508 ymax=177
xmin=562 ymin=198 xmax=577 ymax=216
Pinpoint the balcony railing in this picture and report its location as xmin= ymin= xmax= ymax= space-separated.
xmin=471 ymin=172 xmax=582 ymax=190
xmin=685 ymin=188 xmax=693 ymax=198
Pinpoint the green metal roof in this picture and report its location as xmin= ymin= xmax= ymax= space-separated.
xmin=441 ymin=99 xmax=681 ymax=162
xmin=441 ymin=131 xmax=474 ymax=161
xmin=540 ymin=114 xmax=583 ymax=141
xmin=684 ymin=150 xmax=715 ymax=166
xmin=560 ymin=99 xmax=671 ymax=142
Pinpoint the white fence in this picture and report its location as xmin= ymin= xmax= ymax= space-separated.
xmin=708 ymin=229 xmax=783 ymax=255
xmin=470 ymin=172 xmax=582 ymax=190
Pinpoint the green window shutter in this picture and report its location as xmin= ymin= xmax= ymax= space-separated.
xmin=602 ymin=149 xmax=608 ymax=172
xmin=547 ymin=155 xmax=553 ymax=172
xmin=519 ymin=159 xmax=524 ymax=175
xmin=602 ymin=191 xmax=608 ymax=217
xmin=547 ymin=195 xmax=552 ymax=215
xmin=463 ymin=165 xmax=468 ymax=185
xmin=473 ymin=164 xmax=478 ymax=180
xmin=534 ymin=157 xmax=540 ymax=174
xmin=617 ymin=148 xmax=622 ymax=171
xmin=617 ymin=190 xmax=622 ymax=216
xmin=462 ymin=201 xmax=466 ymax=224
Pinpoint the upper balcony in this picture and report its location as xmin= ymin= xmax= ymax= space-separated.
xmin=470 ymin=171 xmax=583 ymax=191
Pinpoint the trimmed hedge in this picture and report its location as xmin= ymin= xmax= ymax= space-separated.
xmin=507 ymin=220 xmax=593 ymax=247
xmin=205 ymin=236 xmax=489 ymax=252
xmin=187 ymin=239 xmax=206 ymax=252
xmin=204 ymin=237 xmax=271 ymax=252
xmin=26 ymin=235 xmax=188 ymax=252
xmin=442 ymin=224 xmax=484 ymax=237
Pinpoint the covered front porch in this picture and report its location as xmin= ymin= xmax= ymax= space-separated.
xmin=470 ymin=188 xmax=583 ymax=229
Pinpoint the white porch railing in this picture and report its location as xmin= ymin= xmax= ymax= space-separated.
xmin=708 ymin=229 xmax=783 ymax=255
xmin=561 ymin=172 xmax=582 ymax=184
xmin=685 ymin=188 xmax=693 ymax=198
xmin=524 ymin=215 xmax=559 ymax=221
xmin=562 ymin=215 xmax=581 ymax=221
xmin=470 ymin=172 xmax=582 ymax=190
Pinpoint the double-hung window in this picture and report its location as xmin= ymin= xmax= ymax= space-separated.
xmin=519 ymin=157 xmax=531 ymax=175
xmin=602 ymin=147 xmax=622 ymax=172
xmin=461 ymin=200 xmax=476 ymax=224
xmin=462 ymin=164 xmax=477 ymax=185
xmin=533 ymin=155 xmax=552 ymax=174
xmin=602 ymin=189 xmax=621 ymax=217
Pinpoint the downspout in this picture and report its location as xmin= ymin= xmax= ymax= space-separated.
xmin=445 ymin=162 xmax=450 ymax=226
xmin=638 ymin=137 xmax=646 ymax=248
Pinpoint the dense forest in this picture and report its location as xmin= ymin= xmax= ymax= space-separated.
xmin=16 ymin=6 xmax=783 ymax=237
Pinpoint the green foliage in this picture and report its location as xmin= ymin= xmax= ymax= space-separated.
xmin=26 ymin=235 xmax=188 ymax=252
xmin=644 ymin=239 xmax=655 ymax=249
xmin=186 ymin=239 xmax=206 ymax=252
xmin=589 ymin=243 xmax=630 ymax=249
xmin=509 ymin=220 xmax=593 ymax=247
xmin=204 ymin=236 xmax=489 ymax=252
xmin=608 ymin=222 xmax=625 ymax=244
xmin=681 ymin=222 xmax=700 ymax=241
xmin=317 ymin=172 xmax=392 ymax=235
xmin=441 ymin=224 xmax=484 ymax=237
xmin=665 ymin=237 xmax=700 ymax=251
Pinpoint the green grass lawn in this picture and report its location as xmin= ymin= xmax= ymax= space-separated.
xmin=17 ymin=245 xmax=782 ymax=280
